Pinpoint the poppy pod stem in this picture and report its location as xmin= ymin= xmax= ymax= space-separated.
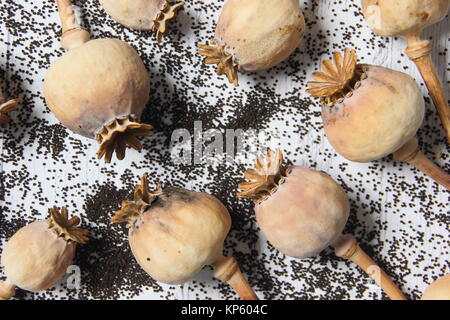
xmin=403 ymin=33 xmax=450 ymax=144
xmin=99 ymin=0 xmax=184 ymax=41
xmin=213 ymin=255 xmax=259 ymax=300
xmin=56 ymin=0 xmax=90 ymax=50
xmin=332 ymin=234 xmax=407 ymax=300
xmin=393 ymin=138 xmax=450 ymax=190
xmin=0 ymin=279 xmax=15 ymax=300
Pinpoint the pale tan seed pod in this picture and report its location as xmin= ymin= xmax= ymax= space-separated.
xmin=0 ymin=86 xmax=20 ymax=125
xmin=0 ymin=207 xmax=88 ymax=300
xmin=361 ymin=0 xmax=449 ymax=37
xmin=307 ymin=49 xmax=450 ymax=190
xmin=238 ymin=149 xmax=407 ymax=300
xmin=112 ymin=174 xmax=258 ymax=300
xmin=198 ymin=0 xmax=305 ymax=86
xmin=99 ymin=0 xmax=185 ymax=42
xmin=44 ymin=0 xmax=153 ymax=163
xmin=361 ymin=0 xmax=450 ymax=143
xmin=421 ymin=274 xmax=450 ymax=300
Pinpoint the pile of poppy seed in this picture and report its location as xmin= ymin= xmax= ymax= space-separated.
xmin=0 ymin=0 xmax=448 ymax=300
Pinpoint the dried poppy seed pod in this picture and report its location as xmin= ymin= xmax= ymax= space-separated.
xmin=112 ymin=174 xmax=258 ymax=300
xmin=421 ymin=274 xmax=450 ymax=300
xmin=307 ymin=49 xmax=450 ymax=190
xmin=99 ymin=0 xmax=185 ymax=42
xmin=0 ymin=207 xmax=88 ymax=300
xmin=238 ymin=149 xmax=406 ymax=300
xmin=361 ymin=0 xmax=450 ymax=143
xmin=0 ymin=86 xmax=20 ymax=125
xmin=197 ymin=0 xmax=305 ymax=86
xmin=44 ymin=0 xmax=153 ymax=163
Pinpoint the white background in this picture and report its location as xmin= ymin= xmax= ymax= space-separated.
xmin=0 ymin=0 xmax=449 ymax=300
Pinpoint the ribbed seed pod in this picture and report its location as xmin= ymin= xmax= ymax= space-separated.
xmin=307 ymin=48 xmax=450 ymax=190
xmin=421 ymin=274 xmax=450 ymax=300
xmin=112 ymin=174 xmax=258 ymax=300
xmin=0 ymin=86 xmax=20 ymax=125
xmin=44 ymin=0 xmax=153 ymax=163
xmin=99 ymin=0 xmax=185 ymax=42
xmin=238 ymin=149 xmax=407 ymax=300
xmin=197 ymin=0 xmax=305 ymax=86
xmin=361 ymin=0 xmax=450 ymax=143
xmin=0 ymin=207 xmax=88 ymax=300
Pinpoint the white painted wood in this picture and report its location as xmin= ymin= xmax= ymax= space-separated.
xmin=0 ymin=0 xmax=448 ymax=300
